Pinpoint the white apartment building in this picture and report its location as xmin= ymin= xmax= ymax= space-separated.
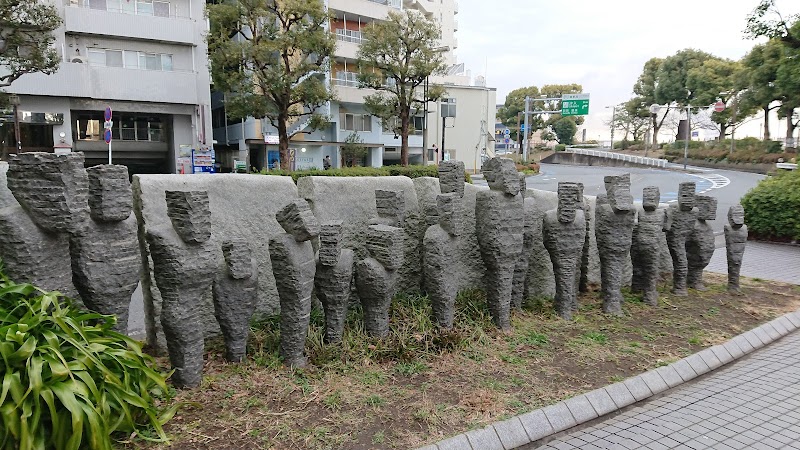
xmin=212 ymin=0 xmax=495 ymax=173
xmin=3 ymin=0 xmax=213 ymax=174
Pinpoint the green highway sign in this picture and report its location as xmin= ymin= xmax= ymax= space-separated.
xmin=561 ymin=93 xmax=590 ymax=116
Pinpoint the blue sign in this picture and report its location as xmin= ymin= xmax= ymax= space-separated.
xmin=103 ymin=129 xmax=112 ymax=144
xmin=104 ymin=107 xmax=112 ymax=121
xmin=520 ymin=124 xmax=525 ymax=131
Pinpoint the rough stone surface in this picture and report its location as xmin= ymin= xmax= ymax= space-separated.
xmin=146 ymin=190 xmax=217 ymax=388
xmin=476 ymin=158 xmax=523 ymax=329
xmin=543 ymin=183 xmax=586 ymax=320
xmin=456 ymin=183 xmax=489 ymax=292
xmin=413 ymin=177 xmax=442 ymax=228
xmin=133 ymin=174 xmax=298 ymax=353
xmin=686 ymin=195 xmax=717 ymax=290
xmin=276 ymin=198 xmax=320 ymax=242
xmin=297 ymin=176 xmax=423 ymax=293
xmin=71 ymin=164 xmax=139 ymax=331
xmin=371 ymin=189 xmax=406 ymax=228
xmin=631 ymin=186 xmax=665 ymax=306
xmin=577 ymin=183 xmax=592 ymax=294
xmin=6 ymin=152 xmax=89 ymax=234
xmin=357 ymin=224 xmax=404 ymax=337
xmin=594 ymin=174 xmax=635 ymax=315
xmin=0 ymin=161 xmax=12 ymax=208
xmin=664 ymin=182 xmax=698 ymax=296
xmin=725 ymin=204 xmax=747 ymax=293
xmin=315 ymin=221 xmax=354 ymax=343
xmin=511 ymin=177 xmax=533 ymax=310
xmin=438 ymin=160 xmax=466 ymax=198
xmin=424 ymin=193 xmax=460 ymax=328
xmin=213 ymin=239 xmax=259 ymax=362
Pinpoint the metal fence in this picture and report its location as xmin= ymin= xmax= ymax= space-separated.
xmin=567 ymin=148 xmax=668 ymax=168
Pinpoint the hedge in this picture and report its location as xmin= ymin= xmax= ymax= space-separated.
xmin=740 ymin=170 xmax=800 ymax=241
xmin=664 ymin=139 xmax=790 ymax=165
xmin=259 ymin=164 xmax=472 ymax=184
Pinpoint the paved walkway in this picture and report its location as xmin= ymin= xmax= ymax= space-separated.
xmin=706 ymin=240 xmax=800 ymax=285
xmin=529 ymin=331 xmax=800 ymax=450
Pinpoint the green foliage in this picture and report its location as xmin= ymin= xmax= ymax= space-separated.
xmin=0 ymin=0 xmax=61 ymax=88
xmin=552 ymin=117 xmax=577 ymax=145
xmin=497 ymin=86 xmax=542 ymax=139
xmin=340 ymin=132 xmax=368 ymax=167
xmin=206 ymin=0 xmax=335 ymax=170
xmin=259 ymin=164 xmax=472 ymax=184
xmin=356 ymin=9 xmax=447 ymax=166
xmin=554 ymin=144 xmax=566 ymax=152
xmin=741 ymin=170 xmax=800 ymax=241
xmin=664 ymin=139 xmax=793 ymax=164
xmin=0 ymin=270 xmax=176 ymax=450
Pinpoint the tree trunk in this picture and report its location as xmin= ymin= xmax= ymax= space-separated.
xmin=278 ymin=115 xmax=290 ymax=171
xmin=400 ymin=109 xmax=410 ymax=166
xmin=763 ymin=107 xmax=771 ymax=141
xmin=787 ymin=119 xmax=797 ymax=152
xmin=719 ymin=124 xmax=728 ymax=142
xmin=651 ymin=115 xmax=660 ymax=148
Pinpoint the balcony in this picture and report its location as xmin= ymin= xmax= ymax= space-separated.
xmin=334 ymin=30 xmax=363 ymax=59
xmin=9 ymin=62 xmax=201 ymax=105
xmin=328 ymin=0 xmax=398 ymax=20
xmin=64 ymin=4 xmax=195 ymax=45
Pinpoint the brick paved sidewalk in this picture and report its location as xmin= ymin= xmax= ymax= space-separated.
xmin=706 ymin=241 xmax=800 ymax=285
xmin=529 ymin=331 xmax=800 ymax=450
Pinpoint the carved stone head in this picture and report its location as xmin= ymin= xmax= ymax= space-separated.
xmin=557 ymin=182 xmax=581 ymax=223
xmin=165 ymin=190 xmax=212 ymax=244
xmin=437 ymin=192 xmax=461 ymax=236
xmin=276 ymin=199 xmax=320 ymax=242
xmin=696 ymin=195 xmax=718 ymax=221
xmin=87 ymin=164 xmax=132 ymax=223
xmin=728 ymin=204 xmax=745 ymax=228
xmin=678 ymin=182 xmax=696 ymax=211
xmin=604 ymin=174 xmax=633 ymax=213
xmin=642 ymin=186 xmax=660 ymax=212
xmin=483 ymin=157 xmax=520 ymax=196
xmin=6 ymin=152 xmax=89 ymax=233
xmin=375 ymin=189 xmax=405 ymax=227
xmin=318 ymin=221 xmax=343 ymax=267
xmin=366 ymin=224 xmax=404 ymax=270
xmin=222 ymin=239 xmax=253 ymax=280
xmin=438 ymin=160 xmax=465 ymax=198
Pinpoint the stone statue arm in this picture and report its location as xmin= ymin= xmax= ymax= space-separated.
xmin=662 ymin=207 xmax=673 ymax=232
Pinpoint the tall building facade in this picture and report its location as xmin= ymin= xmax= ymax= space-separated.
xmin=3 ymin=0 xmax=213 ymax=174
xmin=212 ymin=0 xmax=495 ymax=173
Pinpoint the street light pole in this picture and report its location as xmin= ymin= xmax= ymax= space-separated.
xmin=684 ymin=104 xmax=691 ymax=170
xmin=10 ymin=94 xmax=21 ymax=155
xmin=523 ymin=96 xmax=530 ymax=162
xmin=730 ymin=95 xmax=737 ymax=155
xmin=608 ymin=105 xmax=616 ymax=150
xmin=422 ymin=77 xmax=428 ymax=164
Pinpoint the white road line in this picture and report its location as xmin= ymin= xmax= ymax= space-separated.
xmin=689 ymin=173 xmax=730 ymax=191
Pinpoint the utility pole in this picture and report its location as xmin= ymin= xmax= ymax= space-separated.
xmin=730 ymin=95 xmax=737 ymax=155
xmin=516 ymin=111 xmax=522 ymax=155
xmin=610 ymin=106 xmax=616 ymax=150
xmin=523 ymin=96 xmax=530 ymax=162
xmin=422 ymin=77 xmax=428 ymax=164
xmin=684 ymin=105 xmax=691 ymax=170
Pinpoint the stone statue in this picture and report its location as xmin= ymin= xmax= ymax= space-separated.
xmin=576 ymin=182 xmax=592 ymax=294
xmin=476 ymin=157 xmax=523 ymax=329
xmin=724 ymin=204 xmax=747 ymax=293
xmin=595 ymin=174 xmax=635 ymax=316
xmin=512 ymin=174 xmax=533 ymax=309
xmin=438 ymin=160 xmax=465 ymax=198
xmin=663 ymin=182 xmax=698 ymax=296
xmin=423 ymin=193 xmax=461 ymax=328
xmin=269 ymin=199 xmax=320 ymax=367
xmin=370 ymin=189 xmax=405 ymax=227
xmin=630 ymin=186 xmax=665 ymax=306
xmin=0 ymin=153 xmax=87 ymax=299
xmin=212 ymin=239 xmax=258 ymax=362
xmin=146 ymin=190 xmax=217 ymax=388
xmin=356 ymin=224 xmax=404 ymax=337
xmin=686 ymin=195 xmax=718 ymax=291
xmin=543 ymin=182 xmax=586 ymax=320
xmin=314 ymin=221 xmax=354 ymax=343
xmin=70 ymin=165 xmax=140 ymax=331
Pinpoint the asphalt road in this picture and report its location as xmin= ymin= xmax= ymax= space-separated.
xmin=476 ymin=163 xmax=766 ymax=234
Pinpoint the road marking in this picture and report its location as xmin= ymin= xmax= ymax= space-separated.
xmin=689 ymin=173 xmax=730 ymax=193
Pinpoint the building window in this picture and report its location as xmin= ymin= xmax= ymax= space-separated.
xmin=339 ymin=113 xmax=371 ymax=132
xmin=382 ymin=116 xmax=424 ymax=134
xmin=86 ymin=48 xmax=173 ymax=71
xmin=75 ymin=112 xmax=166 ymax=142
xmin=83 ymin=0 xmax=170 ymax=17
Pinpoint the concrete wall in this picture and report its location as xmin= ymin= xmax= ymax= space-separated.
xmin=543 ymin=152 xmax=660 ymax=169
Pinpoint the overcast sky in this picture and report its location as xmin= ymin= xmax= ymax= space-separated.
xmin=455 ymin=0 xmax=800 ymax=141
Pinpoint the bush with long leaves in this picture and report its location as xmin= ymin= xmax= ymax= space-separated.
xmin=0 ymin=267 xmax=177 ymax=449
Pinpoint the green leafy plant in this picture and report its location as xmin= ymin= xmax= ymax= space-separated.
xmin=0 ymin=269 xmax=177 ymax=450
xmin=741 ymin=170 xmax=800 ymax=241
xmin=259 ymin=164 xmax=472 ymax=183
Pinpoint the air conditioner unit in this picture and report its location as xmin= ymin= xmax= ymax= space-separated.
xmin=70 ymin=56 xmax=86 ymax=63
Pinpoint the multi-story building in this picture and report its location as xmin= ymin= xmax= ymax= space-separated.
xmin=212 ymin=0 xmax=495 ymax=173
xmin=3 ymin=0 xmax=213 ymax=174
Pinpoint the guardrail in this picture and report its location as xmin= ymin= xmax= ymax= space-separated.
xmin=567 ymin=147 xmax=668 ymax=168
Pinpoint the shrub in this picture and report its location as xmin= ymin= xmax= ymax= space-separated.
xmin=259 ymin=164 xmax=472 ymax=184
xmin=554 ymin=144 xmax=566 ymax=152
xmin=0 ymin=269 xmax=177 ymax=450
xmin=740 ymin=170 xmax=800 ymax=241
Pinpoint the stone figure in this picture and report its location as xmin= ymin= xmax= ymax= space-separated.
xmin=543 ymin=182 xmax=586 ymax=320
xmin=269 ymin=199 xmax=320 ymax=367
xmin=423 ymin=193 xmax=461 ymax=328
xmin=476 ymin=157 xmax=523 ymax=329
xmin=663 ymin=182 xmax=699 ymax=296
xmin=356 ymin=224 xmax=404 ymax=337
xmin=686 ymin=195 xmax=718 ymax=290
xmin=724 ymin=204 xmax=748 ymax=293
xmin=577 ymin=182 xmax=592 ymax=294
xmin=595 ymin=174 xmax=635 ymax=316
xmin=511 ymin=174 xmax=533 ymax=309
xmin=146 ymin=190 xmax=217 ymax=388
xmin=630 ymin=186 xmax=665 ymax=306
xmin=0 ymin=153 xmax=88 ymax=299
xmin=438 ymin=160 xmax=465 ymax=198
xmin=212 ymin=239 xmax=259 ymax=362
xmin=314 ymin=221 xmax=354 ymax=343
xmin=370 ymin=189 xmax=405 ymax=227
xmin=70 ymin=165 xmax=140 ymax=331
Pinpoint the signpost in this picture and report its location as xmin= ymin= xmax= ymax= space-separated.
xmin=561 ymin=94 xmax=590 ymax=116
xmin=104 ymin=107 xmax=112 ymax=164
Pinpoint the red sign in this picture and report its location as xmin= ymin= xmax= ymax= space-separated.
xmin=104 ymin=129 xmax=112 ymax=144
xmin=714 ymin=101 xmax=725 ymax=113
xmin=104 ymin=107 xmax=112 ymax=121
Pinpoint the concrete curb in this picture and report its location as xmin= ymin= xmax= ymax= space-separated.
xmin=416 ymin=309 xmax=800 ymax=450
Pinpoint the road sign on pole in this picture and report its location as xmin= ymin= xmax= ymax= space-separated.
xmin=104 ymin=106 xmax=113 ymax=164
xmin=561 ymin=93 xmax=590 ymax=116
xmin=714 ymin=101 xmax=726 ymax=113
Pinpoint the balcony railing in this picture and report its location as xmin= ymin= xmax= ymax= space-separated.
xmin=68 ymin=0 xmax=189 ymax=19
xmin=335 ymin=29 xmax=365 ymax=44
xmin=332 ymin=71 xmax=359 ymax=87
xmin=367 ymin=0 xmax=401 ymax=9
